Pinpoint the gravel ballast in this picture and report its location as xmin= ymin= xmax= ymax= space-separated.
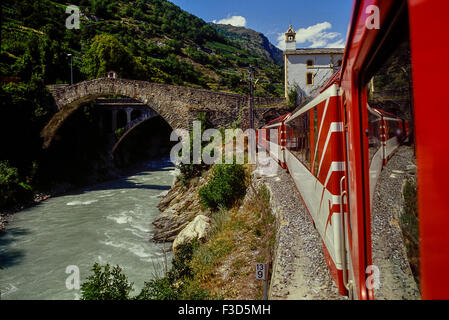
xmin=257 ymin=145 xmax=420 ymax=300
xmin=371 ymin=145 xmax=420 ymax=300
xmin=254 ymin=156 xmax=344 ymax=300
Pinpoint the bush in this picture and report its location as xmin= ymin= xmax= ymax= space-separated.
xmin=0 ymin=161 xmax=33 ymax=209
xmin=136 ymin=277 xmax=179 ymax=300
xmin=114 ymin=127 xmax=126 ymax=139
xmin=136 ymin=241 xmax=210 ymax=300
xmin=287 ymin=84 xmax=299 ymax=109
xmin=177 ymin=113 xmax=210 ymax=185
xmin=199 ymin=164 xmax=247 ymax=210
xmin=82 ymin=241 xmax=211 ymax=300
xmin=80 ymin=263 xmax=134 ymax=300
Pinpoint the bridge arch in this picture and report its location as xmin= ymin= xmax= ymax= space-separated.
xmin=111 ymin=108 xmax=160 ymax=154
xmin=42 ymin=78 xmax=191 ymax=149
xmin=42 ymin=77 xmax=286 ymax=149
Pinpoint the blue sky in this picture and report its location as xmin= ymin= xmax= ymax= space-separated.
xmin=168 ymin=0 xmax=354 ymax=49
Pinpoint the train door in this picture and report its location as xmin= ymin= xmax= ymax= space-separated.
xmin=340 ymin=93 xmax=356 ymax=298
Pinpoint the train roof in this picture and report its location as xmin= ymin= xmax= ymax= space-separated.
xmin=372 ymin=107 xmax=401 ymax=119
xmin=318 ymin=69 xmax=342 ymax=94
xmin=262 ymin=113 xmax=291 ymax=128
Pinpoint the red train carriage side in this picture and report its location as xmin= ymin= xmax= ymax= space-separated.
xmin=372 ymin=108 xmax=404 ymax=164
xmin=259 ymin=114 xmax=290 ymax=169
xmin=258 ymin=0 xmax=448 ymax=300
xmin=283 ymin=83 xmax=349 ymax=295
xmin=339 ymin=0 xmax=449 ymax=299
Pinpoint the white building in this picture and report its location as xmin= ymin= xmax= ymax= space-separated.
xmin=283 ymin=25 xmax=344 ymax=101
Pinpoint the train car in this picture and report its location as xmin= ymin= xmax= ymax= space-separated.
xmin=337 ymin=0 xmax=449 ymax=299
xmin=283 ymin=82 xmax=348 ymax=295
xmin=374 ymin=108 xmax=404 ymax=163
xmin=260 ymin=0 xmax=448 ymax=300
xmin=259 ymin=114 xmax=290 ymax=169
xmin=256 ymin=127 xmax=268 ymax=152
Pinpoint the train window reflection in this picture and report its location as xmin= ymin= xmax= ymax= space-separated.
xmin=366 ymin=35 xmax=420 ymax=299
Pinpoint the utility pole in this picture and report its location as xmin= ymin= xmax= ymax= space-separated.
xmin=248 ymin=66 xmax=255 ymax=130
xmin=248 ymin=66 xmax=256 ymax=163
xmin=67 ymin=53 xmax=73 ymax=85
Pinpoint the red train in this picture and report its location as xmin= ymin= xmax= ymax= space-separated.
xmin=257 ymin=0 xmax=449 ymax=300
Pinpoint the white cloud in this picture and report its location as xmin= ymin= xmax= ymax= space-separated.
xmin=276 ymin=22 xmax=346 ymax=49
xmin=212 ymin=15 xmax=247 ymax=27
xmin=326 ymin=39 xmax=345 ymax=48
xmin=276 ymin=34 xmax=287 ymax=50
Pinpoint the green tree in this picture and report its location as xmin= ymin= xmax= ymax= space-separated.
xmin=80 ymin=263 xmax=134 ymax=300
xmin=81 ymin=34 xmax=143 ymax=79
xmin=0 ymin=161 xmax=33 ymax=208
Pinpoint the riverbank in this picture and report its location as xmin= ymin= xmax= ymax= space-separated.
xmin=1 ymin=160 xmax=176 ymax=300
xmin=149 ymin=162 xmax=277 ymax=300
xmin=0 ymin=158 xmax=174 ymax=232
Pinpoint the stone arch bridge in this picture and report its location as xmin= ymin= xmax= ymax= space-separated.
xmin=41 ymin=78 xmax=286 ymax=149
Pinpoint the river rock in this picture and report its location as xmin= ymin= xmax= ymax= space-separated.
xmin=173 ymin=215 xmax=211 ymax=251
xmin=153 ymin=176 xmax=210 ymax=244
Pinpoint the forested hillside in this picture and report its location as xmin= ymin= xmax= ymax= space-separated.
xmin=0 ymin=0 xmax=284 ymax=209
xmin=1 ymin=0 xmax=283 ymax=96
xmin=212 ymin=24 xmax=284 ymax=65
xmin=0 ymin=0 xmax=283 ymax=208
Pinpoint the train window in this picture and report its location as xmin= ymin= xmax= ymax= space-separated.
xmin=306 ymin=59 xmax=314 ymax=68
xmin=368 ymin=108 xmax=381 ymax=162
xmin=286 ymin=111 xmax=311 ymax=170
xmin=364 ymin=12 xmax=420 ymax=299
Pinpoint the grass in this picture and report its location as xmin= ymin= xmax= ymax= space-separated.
xmin=186 ymin=180 xmax=276 ymax=299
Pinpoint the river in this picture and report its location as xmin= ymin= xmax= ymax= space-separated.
xmin=0 ymin=159 xmax=176 ymax=300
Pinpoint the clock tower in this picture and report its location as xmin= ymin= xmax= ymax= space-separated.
xmin=285 ymin=25 xmax=296 ymax=51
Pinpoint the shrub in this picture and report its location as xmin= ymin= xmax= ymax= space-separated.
xmin=114 ymin=127 xmax=126 ymax=139
xmin=199 ymin=164 xmax=247 ymax=210
xmin=136 ymin=241 xmax=210 ymax=300
xmin=80 ymin=263 xmax=134 ymax=300
xmin=287 ymin=84 xmax=300 ymax=109
xmin=136 ymin=277 xmax=179 ymax=300
xmin=177 ymin=113 xmax=210 ymax=184
xmin=0 ymin=161 xmax=33 ymax=208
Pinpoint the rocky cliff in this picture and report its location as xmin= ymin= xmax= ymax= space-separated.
xmin=153 ymin=176 xmax=209 ymax=243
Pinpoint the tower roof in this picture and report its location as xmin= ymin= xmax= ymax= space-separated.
xmin=286 ymin=24 xmax=296 ymax=35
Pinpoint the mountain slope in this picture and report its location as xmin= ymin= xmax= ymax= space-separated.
xmin=212 ymin=24 xmax=284 ymax=65
xmin=1 ymin=0 xmax=284 ymax=97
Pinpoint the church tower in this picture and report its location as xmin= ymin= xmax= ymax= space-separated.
xmin=285 ymin=25 xmax=296 ymax=51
